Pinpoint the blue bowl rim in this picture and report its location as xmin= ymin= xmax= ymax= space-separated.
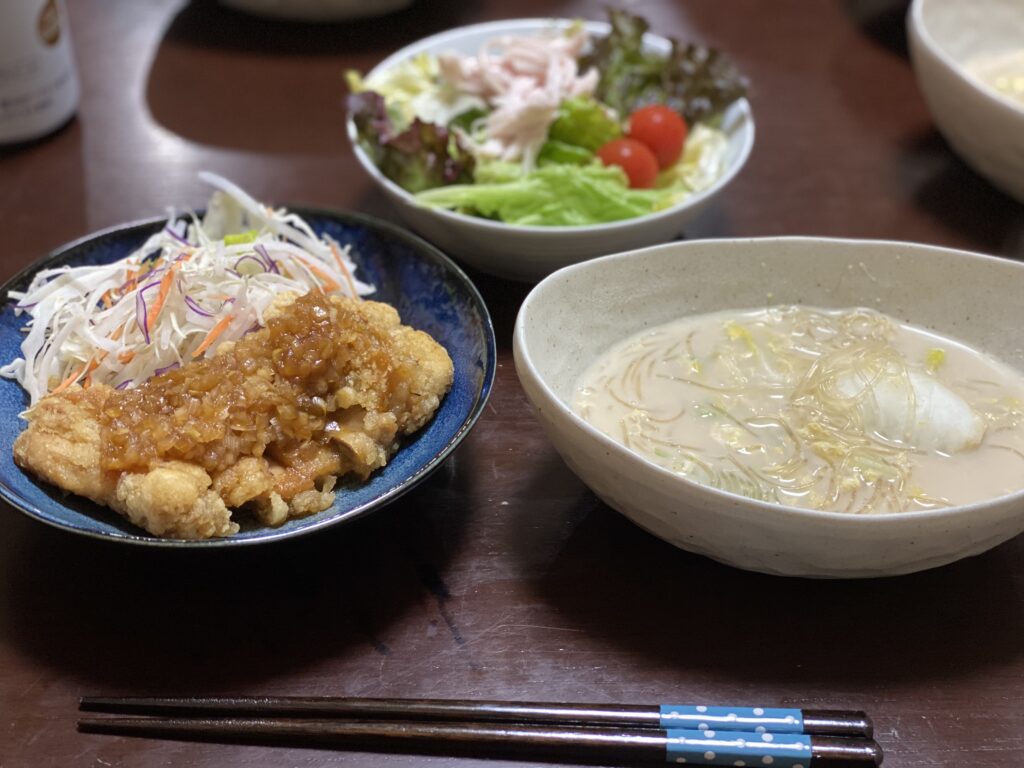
xmin=0 ymin=206 xmax=497 ymax=548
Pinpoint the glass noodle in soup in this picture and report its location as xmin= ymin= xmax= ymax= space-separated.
xmin=574 ymin=306 xmax=1024 ymax=513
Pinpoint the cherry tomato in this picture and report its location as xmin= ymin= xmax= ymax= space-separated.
xmin=627 ymin=105 xmax=688 ymax=169
xmin=596 ymin=138 xmax=660 ymax=189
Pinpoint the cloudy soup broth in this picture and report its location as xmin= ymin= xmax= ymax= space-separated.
xmin=574 ymin=307 xmax=1024 ymax=513
xmin=967 ymin=49 xmax=1024 ymax=106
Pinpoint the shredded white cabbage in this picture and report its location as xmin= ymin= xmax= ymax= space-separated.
xmin=353 ymin=52 xmax=487 ymax=129
xmin=1 ymin=172 xmax=374 ymax=406
xmin=651 ymin=123 xmax=729 ymax=210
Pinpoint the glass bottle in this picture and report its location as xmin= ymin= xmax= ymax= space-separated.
xmin=0 ymin=0 xmax=79 ymax=144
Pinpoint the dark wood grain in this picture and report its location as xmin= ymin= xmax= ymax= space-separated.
xmin=0 ymin=1 xmax=1022 ymax=767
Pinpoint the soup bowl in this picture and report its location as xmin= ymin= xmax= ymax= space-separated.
xmin=908 ymin=0 xmax=1024 ymax=202
xmin=513 ymin=237 xmax=1024 ymax=578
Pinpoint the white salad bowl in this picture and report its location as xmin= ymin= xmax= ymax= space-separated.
xmin=346 ymin=19 xmax=754 ymax=283
xmin=513 ymin=237 xmax=1024 ymax=578
xmin=908 ymin=0 xmax=1024 ymax=203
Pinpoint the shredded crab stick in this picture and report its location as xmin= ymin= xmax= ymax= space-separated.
xmin=438 ymin=25 xmax=598 ymax=167
xmin=0 ymin=173 xmax=374 ymax=406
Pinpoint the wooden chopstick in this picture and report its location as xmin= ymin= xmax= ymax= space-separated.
xmin=79 ymin=695 xmax=873 ymax=738
xmin=77 ymin=716 xmax=884 ymax=767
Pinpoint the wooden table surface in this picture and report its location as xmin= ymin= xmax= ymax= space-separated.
xmin=1 ymin=0 xmax=1023 ymax=765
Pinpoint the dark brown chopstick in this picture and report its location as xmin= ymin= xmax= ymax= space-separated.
xmin=77 ymin=716 xmax=883 ymax=767
xmin=79 ymin=695 xmax=873 ymax=738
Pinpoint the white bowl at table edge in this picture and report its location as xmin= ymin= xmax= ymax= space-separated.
xmin=907 ymin=0 xmax=1024 ymax=203
xmin=513 ymin=236 xmax=1024 ymax=578
xmin=346 ymin=18 xmax=755 ymax=282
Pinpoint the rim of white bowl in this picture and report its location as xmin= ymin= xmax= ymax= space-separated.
xmin=345 ymin=18 xmax=756 ymax=236
xmin=910 ymin=0 xmax=1024 ymax=117
xmin=514 ymin=235 xmax=1024 ymax=526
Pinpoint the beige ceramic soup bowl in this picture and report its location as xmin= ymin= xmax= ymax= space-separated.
xmin=513 ymin=237 xmax=1024 ymax=578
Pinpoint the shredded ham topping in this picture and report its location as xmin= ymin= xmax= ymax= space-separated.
xmin=438 ymin=26 xmax=599 ymax=167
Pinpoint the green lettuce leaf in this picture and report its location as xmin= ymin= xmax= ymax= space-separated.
xmin=348 ymin=91 xmax=475 ymax=194
xmin=537 ymin=140 xmax=594 ymax=166
xmin=415 ymin=163 xmax=663 ymax=226
xmin=345 ymin=53 xmax=438 ymax=129
xmin=448 ymin=106 xmax=488 ymax=133
xmin=582 ymin=8 xmax=748 ymax=124
xmin=347 ymin=54 xmax=486 ymax=132
xmin=413 ymin=121 xmax=729 ymax=227
xmin=547 ymin=96 xmax=622 ymax=151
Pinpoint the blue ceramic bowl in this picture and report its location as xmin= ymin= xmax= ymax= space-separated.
xmin=0 ymin=208 xmax=495 ymax=546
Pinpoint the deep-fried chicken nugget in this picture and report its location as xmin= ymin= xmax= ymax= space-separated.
xmin=114 ymin=462 xmax=237 ymax=539
xmin=13 ymin=386 xmax=238 ymax=539
xmin=12 ymin=385 xmax=115 ymax=505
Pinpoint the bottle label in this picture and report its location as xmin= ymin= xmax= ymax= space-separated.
xmin=0 ymin=0 xmax=79 ymax=142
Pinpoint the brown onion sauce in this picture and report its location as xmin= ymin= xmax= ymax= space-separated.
xmin=99 ymin=291 xmax=400 ymax=496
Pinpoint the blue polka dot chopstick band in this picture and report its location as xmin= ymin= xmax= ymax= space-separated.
xmin=666 ymin=729 xmax=813 ymax=767
xmin=660 ymin=705 xmax=805 ymax=733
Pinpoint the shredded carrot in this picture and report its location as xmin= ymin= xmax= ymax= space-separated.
xmin=117 ymin=350 xmax=135 ymax=364
xmin=146 ymin=265 xmax=177 ymax=331
xmin=52 ymin=364 xmax=86 ymax=394
xmin=111 ymin=329 xmax=124 ymax=343
xmin=81 ymin=356 xmax=103 ymax=388
xmin=101 ymin=292 xmax=113 ymax=309
xmin=192 ymin=314 xmax=234 ymax=358
xmin=115 ymin=268 xmax=147 ymax=299
xmin=330 ymin=243 xmax=358 ymax=297
xmin=52 ymin=355 xmax=102 ymax=393
xmin=303 ymin=260 xmax=341 ymax=292
xmin=84 ymin=327 xmax=121 ymax=367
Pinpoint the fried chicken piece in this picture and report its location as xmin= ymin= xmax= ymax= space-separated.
xmin=12 ymin=386 xmax=238 ymax=539
xmin=114 ymin=462 xmax=237 ymax=539
xmin=12 ymin=385 xmax=116 ymax=507
xmin=13 ymin=293 xmax=454 ymax=539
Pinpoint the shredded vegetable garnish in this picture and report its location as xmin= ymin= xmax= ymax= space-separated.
xmin=0 ymin=172 xmax=374 ymax=405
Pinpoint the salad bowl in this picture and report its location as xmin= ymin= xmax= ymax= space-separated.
xmin=908 ymin=0 xmax=1024 ymax=203
xmin=0 ymin=209 xmax=496 ymax=547
xmin=347 ymin=18 xmax=754 ymax=283
xmin=514 ymin=237 xmax=1024 ymax=578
